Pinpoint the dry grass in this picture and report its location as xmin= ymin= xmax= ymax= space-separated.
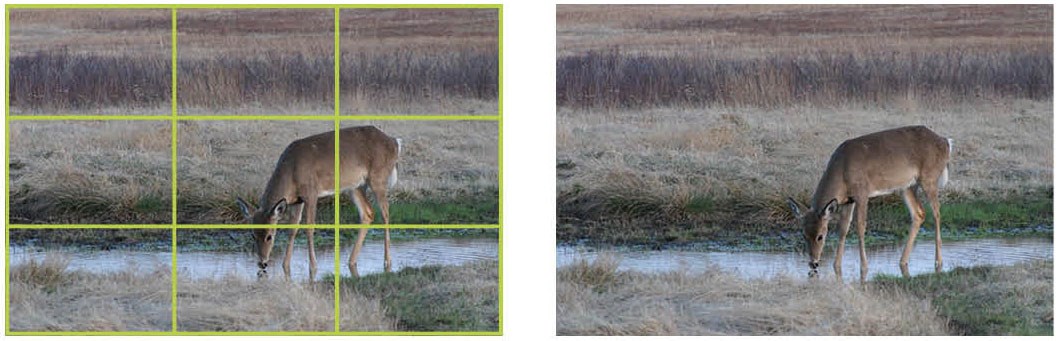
xmin=557 ymin=255 xmax=949 ymax=336
xmin=8 ymin=121 xmax=172 ymax=224
xmin=177 ymin=121 xmax=498 ymax=223
xmin=557 ymin=5 xmax=1050 ymax=109
xmin=9 ymin=254 xmax=171 ymax=331
xmin=557 ymin=101 xmax=1052 ymax=228
xmin=177 ymin=275 xmax=392 ymax=331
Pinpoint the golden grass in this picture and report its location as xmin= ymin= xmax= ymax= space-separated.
xmin=9 ymin=254 xmax=171 ymax=331
xmin=557 ymin=255 xmax=949 ymax=335
xmin=9 ymin=9 xmax=171 ymax=58
xmin=176 ymin=275 xmax=392 ymax=331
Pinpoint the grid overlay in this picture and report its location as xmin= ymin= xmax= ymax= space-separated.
xmin=5 ymin=4 xmax=503 ymax=335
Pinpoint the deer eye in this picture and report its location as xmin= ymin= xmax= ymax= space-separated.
xmin=266 ymin=235 xmax=273 ymax=242
xmin=816 ymin=235 xmax=824 ymax=241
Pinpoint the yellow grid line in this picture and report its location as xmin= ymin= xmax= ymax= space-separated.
xmin=5 ymin=4 xmax=502 ymax=335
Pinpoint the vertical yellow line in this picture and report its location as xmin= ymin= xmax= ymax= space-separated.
xmin=333 ymin=7 xmax=342 ymax=333
xmin=170 ymin=7 xmax=179 ymax=333
xmin=5 ymin=6 xmax=11 ymax=334
xmin=495 ymin=6 xmax=504 ymax=332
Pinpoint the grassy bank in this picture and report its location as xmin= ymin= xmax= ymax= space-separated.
xmin=9 ymin=228 xmax=497 ymax=253
xmin=557 ymin=255 xmax=1052 ymax=335
xmin=338 ymin=260 xmax=499 ymax=331
xmin=874 ymin=260 xmax=1053 ymax=335
xmin=9 ymin=256 xmax=171 ymax=331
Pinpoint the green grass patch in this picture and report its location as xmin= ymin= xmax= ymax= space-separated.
xmin=335 ymin=260 xmax=499 ymax=332
xmin=873 ymin=261 xmax=1053 ymax=335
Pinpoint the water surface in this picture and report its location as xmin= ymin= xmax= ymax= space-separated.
xmin=558 ymin=238 xmax=1053 ymax=280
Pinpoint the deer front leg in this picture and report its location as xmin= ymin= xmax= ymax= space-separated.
xmin=304 ymin=198 xmax=318 ymax=282
xmin=855 ymin=196 xmax=869 ymax=283
xmin=349 ymin=228 xmax=369 ymax=278
xmin=899 ymin=187 xmax=925 ymax=277
xmin=284 ymin=228 xmax=299 ymax=280
xmin=372 ymin=181 xmax=392 ymax=273
xmin=833 ymin=203 xmax=854 ymax=280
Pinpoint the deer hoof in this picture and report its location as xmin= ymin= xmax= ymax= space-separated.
xmin=808 ymin=269 xmax=819 ymax=278
xmin=257 ymin=269 xmax=268 ymax=278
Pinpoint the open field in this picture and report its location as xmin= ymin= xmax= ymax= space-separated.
xmin=556 ymin=5 xmax=1052 ymax=246
xmin=10 ymin=8 xmax=498 ymax=115
xmin=9 ymin=255 xmax=170 ymax=331
xmin=557 ymin=255 xmax=1051 ymax=335
xmin=7 ymin=120 xmax=497 ymax=224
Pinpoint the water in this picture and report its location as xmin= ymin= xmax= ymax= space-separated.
xmin=10 ymin=238 xmax=498 ymax=281
xmin=558 ymin=238 xmax=1053 ymax=280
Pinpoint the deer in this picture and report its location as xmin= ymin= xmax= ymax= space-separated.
xmin=235 ymin=125 xmax=402 ymax=281
xmin=786 ymin=125 xmax=952 ymax=282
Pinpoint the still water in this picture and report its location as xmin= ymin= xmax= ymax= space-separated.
xmin=558 ymin=238 xmax=1053 ymax=280
xmin=10 ymin=238 xmax=498 ymax=281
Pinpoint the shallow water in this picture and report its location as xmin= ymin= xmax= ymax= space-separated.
xmin=10 ymin=238 xmax=498 ymax=281
xmin=557 ymin=238 xmax=1053 ymax=280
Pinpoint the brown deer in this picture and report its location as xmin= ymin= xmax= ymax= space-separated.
xmin=236 ymin=125 xmax=401 ymax=280
xmin=787 ymin=125 xmax=952 ymax=282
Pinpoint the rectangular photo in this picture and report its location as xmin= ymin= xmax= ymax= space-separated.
xmin=9 ymin=228 xmax=172 ymax=331
xmin=556 ymin=4 xmax=1052 ymax=336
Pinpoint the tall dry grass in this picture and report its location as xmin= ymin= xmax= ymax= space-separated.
xmin=556 ymin=255 xmax=949 ymax=335
xmin=9 ymin=254 xmax=171 ymax=331
xmin=8 ymin=121 xmax=172 ymax=224
xmin=557 ymin=5 xmax=1051 ymax=110
xmin=340 ymin=9 xmax=499 ymax=115
xmin=177 ymin=275 xmax=392 ymax=331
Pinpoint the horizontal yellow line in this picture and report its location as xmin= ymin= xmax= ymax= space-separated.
xmin=8 ymin=224 xmax=500 ymax=229
xmin=9 ymin=115 xmax=500 ymax=121
xmin=5 ymin=331 xmax=499 ymax=336
xmin=7 ymin=4 xmax=501 ymax=9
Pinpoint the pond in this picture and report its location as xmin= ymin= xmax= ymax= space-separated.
xmin=10 ymin=237 xmax=498 ymax=281
xmin=557 ymin=237 xmax=1053 ymax=280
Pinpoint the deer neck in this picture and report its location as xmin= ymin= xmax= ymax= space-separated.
xmin=810 ymin=165 xmax=849 ymax=213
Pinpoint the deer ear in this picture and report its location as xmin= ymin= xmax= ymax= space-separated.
xmin=235 ymin=197 xmax=255 ymax=220
xmin=819 ymin=198 xmax=839 ymax=219
xmin=269 ymin=198 xmax=288 ymax=221
xmin=786 ymin=197 xmax=803 ymax=217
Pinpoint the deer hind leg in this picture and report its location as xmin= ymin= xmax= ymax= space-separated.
xmin=833 ymin=203 xmax=854 ymax=279
xmin=899 ymin=187 xmax=926 ymax=277
xmin=923 ymin=181 xmax=943 ymax=273
xmin=371 ymin=178 xmax=392 ymax=273
xmin=854 ymin=196 xmax=870 ymax=283
xmin=347 ymin=188 xmax=372 ymax=277
xmin=303 ymin=197 xmax=318 ymax=282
